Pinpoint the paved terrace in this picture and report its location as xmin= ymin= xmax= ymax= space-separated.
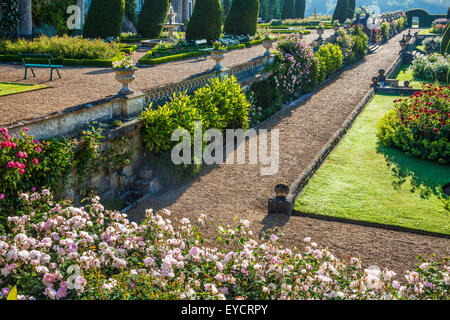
xmin=0 ymin=30 xmax=334 ymax=126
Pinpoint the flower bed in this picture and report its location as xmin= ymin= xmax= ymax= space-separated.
xmin=0 ymin=190 xmax=448 ymax=300
xmin=377 ymin=84 xmax=449 ymax=164
xmin=411 ymin=55 xmax=449 ymax=83
xmin=0 ymin=35 xmax=135 ymax=67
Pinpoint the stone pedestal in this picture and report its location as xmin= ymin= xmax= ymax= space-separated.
xmin=120 ymin=92 xmax=146 ymax=120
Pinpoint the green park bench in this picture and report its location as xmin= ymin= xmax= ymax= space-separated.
xmin=19 ymin=53 xmax=62 ymax=81
xmin=194 ymin=39 xmax=213 ymax=60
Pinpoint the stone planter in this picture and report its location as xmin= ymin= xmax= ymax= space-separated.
xmin=113 ymin=68 xmax=137 ymax=95
xmin=262 ymin=39 xmax=275 ymax=56
xmin=210 ymin=50 xmax=226 ymax=71
xmin=332 ymin=25 xmax=340 ymax=33
xmin=344 ymin=23 xmax=352 ymax=30
xmin=317 ymin=28 xmax=324 ymax=36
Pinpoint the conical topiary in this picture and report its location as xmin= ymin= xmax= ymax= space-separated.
xmin=348 ymin=0 xmax=356 ymax=19
xmin=332 ymin=0 xmax=350 ymax=23
xmin=136 ymin=0 xmax=169 ymax=38
xmin=186 ymin=0 xmax=222 ymax=42
xmin=83 ymin=0 xmax=125 ymax=38
xmin=281 ymin=0 xmax=296 ymax=19
xmin=223 ymin=0 xmax=260 ymax=36
xmin=441 ymin=22 xmax=450 ymax=55
xmin=295 ymin=0 xmax=306 ymax=19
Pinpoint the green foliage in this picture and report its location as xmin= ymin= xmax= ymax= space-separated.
xmin=0 ymin=35 xmax=121 ymax=60
xmin=124 ymin=0 xmax=138 ymax=25
xmin=315 ymin=43 xmax=344 ymax=82
xmin=0 ymin=128 xmax=74 ymax=221
xmin=186 ymin=0 xmax=222 ymax=42
xmin=348 ymin=0 xmax=356 ymax=19
xmin=412 ymin=55 xmax=449 ymax=83
xmin=281 ymin=0 xmax=295 ymax=20
xmin=32 ymin=0 xmax=76 ymax=36
xmin=83 ymin=0 xmax=125 ymax=39
xmin=0 ymin=0 xmax=21 ymax=38
xmin=332 ymin=0 xmax=350 ymax=23
xmin=141 ymin=76 xmax=250 ymax=154
xmin=224 ymin=0 xmax=260 ymax=36
xmin=136 ymin=0 xmax=169 ymax=38
xmin=441 ymin=22 xmax=450 ymax=55
xmin=377 ymin=84 xmax=450 ymax=164
xmin=295 ymin=0 xmax=306 ymax=19
xmin=350 ymin=25 xmax=369 ymax=60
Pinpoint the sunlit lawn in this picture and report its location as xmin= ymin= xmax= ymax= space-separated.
xmin=0 ymin=82 xmax=47 ymax=96
xmin=294 ymin=94 xmax=450 ymax=234
xmin=394 ymin=64 xmax=445 ymax=89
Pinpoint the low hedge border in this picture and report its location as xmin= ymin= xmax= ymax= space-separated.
xmin=270 ymin=29 xmax=312 ymax=34
xmin=139 ymin=41 xmax=260 ymax=65
xmin=0 ymin=53 xmax=125 ymax=67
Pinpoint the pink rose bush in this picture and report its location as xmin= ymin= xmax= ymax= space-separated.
xmin=0 ymin=191 xmax=448 ymax=300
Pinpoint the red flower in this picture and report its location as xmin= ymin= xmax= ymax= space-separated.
xmin=33 ymin=158 xmax=39 ymax=165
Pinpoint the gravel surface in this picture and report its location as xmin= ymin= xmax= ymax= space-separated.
xmin=128 ymin=30 xmax=449 ymax=274
xmin=0 ymin=30 xmax=334 ymax=126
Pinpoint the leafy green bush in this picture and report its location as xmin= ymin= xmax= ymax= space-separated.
xmin=377 ymin=84 xmax=450 ymax=164
xmin=186 ymin=0 xmax=222 ymax=42
xmin=350 ymin=25 xmax=369 ymax=60
xmin=136 ymin=0 xmax=169 ymax=38
xmin=0 ymin=35 xmax=121 ymax=60
xmin=281 ymin=0 xmax=295 ymax=20
xmin=32 ymin=0 xmax=76 ymax=35
xmin=0 ymin=128 xmax=73 ymax=223
xmin=332 ymin=0 xmax=349 ymax=23
xmin=315 ymin=43 xmax=344 ymax=82
xmin=140 ymin=76 xmax=250 ymax=153
xmin=83 ymin=0 xmax=125 ymax=39
xmin=411 ymin=55 xmax=449 ymax=83
xmin=223 ymin=0 xmax=260 ymax=36
xmin=295 ymin=0 xmax=306 ymax=19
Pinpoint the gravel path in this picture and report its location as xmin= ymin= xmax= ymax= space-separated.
xmin=0 ymin=30 xmax=334 ymax=126
xmin=128 ymin=30 xmax=450 ymax=274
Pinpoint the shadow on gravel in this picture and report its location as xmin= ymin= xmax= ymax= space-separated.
xmin=260 ymin=213 xmax=291 ymax=237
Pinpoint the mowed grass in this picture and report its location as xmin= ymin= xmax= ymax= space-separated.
xmin=0 ymin=82 xmax=47 ymax=96
xmin=394 ymin=64 xmax=445 ymax=89
xmin=294 ymin=94 xmax=450 ymax=234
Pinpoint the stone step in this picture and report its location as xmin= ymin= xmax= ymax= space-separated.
xmin=132 ymin=178 xmax=161 ymax=195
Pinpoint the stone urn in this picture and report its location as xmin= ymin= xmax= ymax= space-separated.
xmin=210 ymin=50 xmax=226 ymax=71
xmin=113 ymin=68 xmax=137 ymax=95
xmin=332 ymin=25 xmax=340 ymax=33
xmin=344 ymin=23 xmax=352 ymax=30
xmin=317 ymin=28 xmax=324 ymax=36
xmin=262 ymin=39 xmax=275 ymax=56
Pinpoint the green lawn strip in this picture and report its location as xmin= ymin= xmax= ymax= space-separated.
xmin=394 ymin=64 xmax=445 ymax=89
xmin=0 ymin=82 xmax=48 ymax=96
xmin=418 ymin=28 xmax=440 ymax=36
xmin=294 ymin=94 xmax=450 ymax=235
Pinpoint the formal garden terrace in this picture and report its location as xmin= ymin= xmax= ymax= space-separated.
xmin=0 ymin=0 xmax=449 ymax=301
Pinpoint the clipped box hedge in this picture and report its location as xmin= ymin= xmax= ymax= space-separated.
xmin=0 ymin=53 xmax=125 ymax=67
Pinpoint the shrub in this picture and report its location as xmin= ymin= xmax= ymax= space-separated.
xmin=186 ymin=0 xmax=222 ymax=42
xmin=136 ymin=0 xmax=169 ymax=38
xmin=140 ymin=76 xmax=250 ymax=153
xmin=223 ymin=0 xmax=260 ymax=36
xmin=281 ymin=0 xmax=295 ymax=20
xmin=0 ymin=192 xmax=448 ymax=300
xmin=0 ymin=128 xmax=73 ymax=225
xmin=348 ymin=0 xmax=356 ymax=19
xmin=332 ymin=0 xmax=350 ymax=23
xmin=380 ymin=22 xmax=391 ymax=41
xmin=295 ymin=0 xmax=306 ymax=19
xmin=315 ymin=43 xmax=344 ymax=82
xmin=377 ymin=84 xmax=450 ymax=164
xmin=0 ymin=35 xmax=121 ymax=60
xmin=423 ymin=37 xmax=442 ymax=52
xmin=411 ymin=55 xmax=449 ymax=83
xmin=83 ymin=0 xmax=125 ymax=39
xmin=350 ymin=25 xmax=369 ymax=60
xmin=336 ymin=28 xmax=354 ymax=63
xmin=274 ymin=34 xmax=314 ymax=101
xmin=32 ymin=0 xmax=76 ymax=35
xmin=439 ymin=23 xmax=449 ymax=55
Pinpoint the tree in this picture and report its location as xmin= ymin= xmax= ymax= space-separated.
xmin=224 ymin=0 xmax=260 ymax=36
xmin=333 ymin=0 xmax=350 ymax=23
xmin=281 ymin=0 xmax=295 ymax=19
xmin=83 ymin=0 xmax=125 ymax=38
xmin=19 ymin=0 xmax=32 ymax=36
xmin=348 ymin=0 xmax=356 ymax=19
xmin=441 ymin=22 xmax=450 ymax=55
xmin=223 ymin=0 xmax=231 ymax=16
xmin=186 ymin=0 xmax=222 ymax=42
xmin=136 ymin=0 xmax=169 ymax=38
xmin=295 ymin=0 xmax=305 ymax=19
